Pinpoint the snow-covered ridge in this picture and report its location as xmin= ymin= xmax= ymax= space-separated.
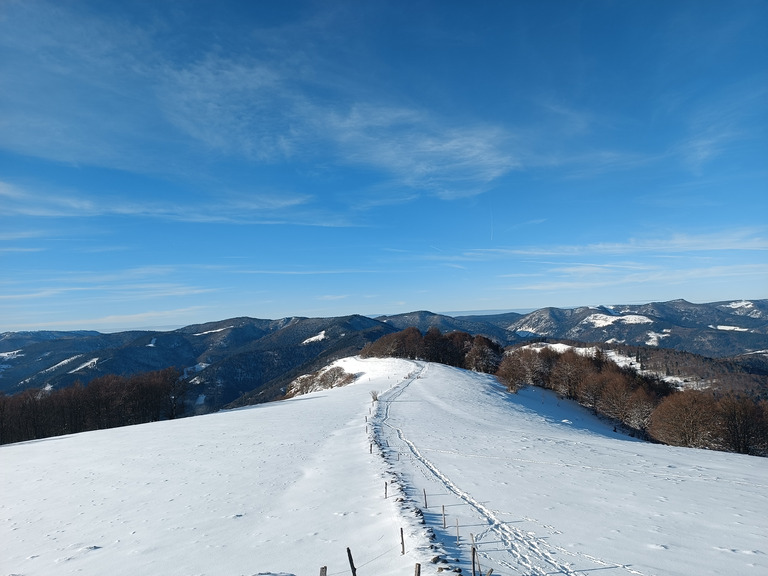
xmin=301 ymin=330 xmax=326 ymax=345
xmin=581 ymin=313 xmax=653 ymax=328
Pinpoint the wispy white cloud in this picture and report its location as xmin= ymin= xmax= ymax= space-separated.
xmin=439 ymin=229 xmax=768 ymax=262
xmin=0 ymin=179 xmax=345 ymax=225
xmin=316 ymin=104 xmax=519 ymax=198
xmin=0 ymin=247 xmax=44 ymax=253
xmin=317 ymin=294 xmax=348 ymax=301
xmin=237 ymin=269 xmax=372 ymax=276
xmin=504 ymin=263 xmax=768 ymax=293
xmin=0 ymin=2 xmax=521 ymax=201
xmin=4 ymin=307 xmax=208 ymax=331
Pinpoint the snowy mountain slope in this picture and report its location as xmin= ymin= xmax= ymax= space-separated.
xmin=0 ymin=316 xmax=395 ymax=410
xmin=369 ymin=359 xmax=767 ymax=575
xmin=1 ymin=358 xmax=422 ymax=576
xmin=3 ymin=357 xmax=766 ymax=576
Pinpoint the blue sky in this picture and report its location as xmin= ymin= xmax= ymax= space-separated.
xmin=1 ymin=0 xmax=766 ymax=332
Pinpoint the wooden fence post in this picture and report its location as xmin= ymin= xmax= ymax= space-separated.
xmin=471 ymin=546 xmax=477 ymax=576
xmin=471 ymin=533 xmax=481 ymax=574
xmin=385 ymin=481 xmax=388 ymax=499
xmin=414 ymin=563 xmax=421 ymax=576
xmin=456 ymin=518 xmax=460 ymax=546
xmin=442 ymin=504 xmax=446 ymax=529
xmin=423 ymin=488 xmax=428 ymax=509
xmin=346 ymin=547 xmax=357 ymax=576
xmin=401 ymin=526 xmax=405 ymax=555
xmin=319 ymin=567 xmax=327 ymax=576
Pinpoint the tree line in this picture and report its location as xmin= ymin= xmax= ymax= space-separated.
xmin=362 ymin=328 xmax=768 ymax=456
xmin=0 ymin=368 xmax=185 ymax=445
xmin=361 ymin=326 xmax=504 ymax=373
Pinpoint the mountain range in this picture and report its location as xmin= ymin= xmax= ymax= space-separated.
xmin=1 ymin=298 xmax=766 ymax=410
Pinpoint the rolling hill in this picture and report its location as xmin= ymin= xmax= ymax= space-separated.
xmin=2 ymin=357 xmax=766 ymax=576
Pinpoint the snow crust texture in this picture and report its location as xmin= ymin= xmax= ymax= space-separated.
xmin=2 ymin=356 xmax=767 ymax=576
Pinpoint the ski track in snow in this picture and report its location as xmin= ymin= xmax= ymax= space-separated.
xmin=374 ymin=362 xmax=646 ymax=576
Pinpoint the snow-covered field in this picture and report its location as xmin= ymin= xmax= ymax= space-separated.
xmin=2 ymin=357 xmax=766 ymax=576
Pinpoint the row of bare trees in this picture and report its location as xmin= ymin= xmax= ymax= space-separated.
xmin=361 ymin=327 xmax=504 ymax=373
xmin=496 ymin=346 xmax=768 ymax=455
xmin=0 ymin=368 xmax=185 ymax=445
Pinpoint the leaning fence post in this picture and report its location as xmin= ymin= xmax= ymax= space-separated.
xmin=471 ymin=533 xmax=481 ymax=574
xmin=346 ymin=547 xmax=357 ymax=576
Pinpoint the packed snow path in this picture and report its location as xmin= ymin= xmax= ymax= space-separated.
xmin=370 ymin=360 xmax=768 ymax=576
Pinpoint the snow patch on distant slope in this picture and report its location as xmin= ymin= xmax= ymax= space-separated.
xmin=193 ymin=326 xmax=233 ymax=336
xmin=147 ymin=338 xmax=157 ymax=347
xmin=645 ymin=331 xmax=670 ymax=346
xmin=724 ymin=300 xmax=753 ymax=309
xmin=69 ymin=358 xmax=99 ymax=373
xmin=722 ymin=300 xmax=763 ymax=318
xmin=709 ymin=325 xmax=750 ymax=332
xmin=0 ymin=349 xmax=23 ymax=360
xmin=183 ymin=363 xmax=209 ymax=379
xmin=581 ymin=313 xmax=653 ymax=328
xmin=524 ymin=342 xmax=598 ymax=357
xmin=301 ymin=331 xmax=326 ymax=345
xmin=41 ymin=354 xmax=83 ymax=374
xmin=513 ymin=328 xmax=537 ymax=337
